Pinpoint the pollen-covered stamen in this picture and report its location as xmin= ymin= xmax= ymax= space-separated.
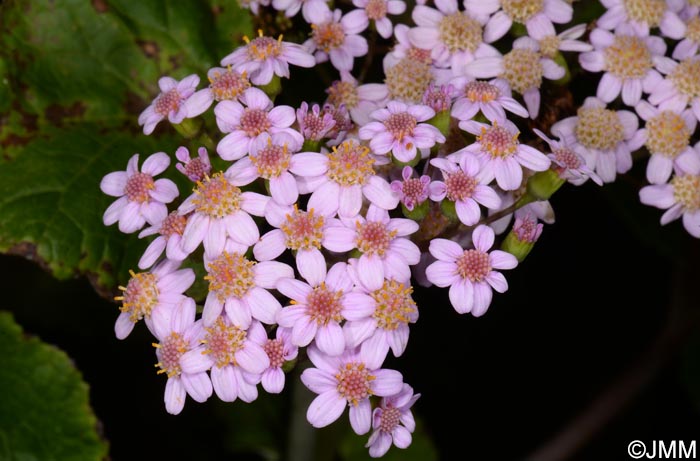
xmin=209 ymin=67 xmax=251 ymax=101
xmin=623 ymin=0 xmax=664 ymax=27
xmin=645 ymin=111 xmax=690 ymax=158
xmin=202 ymin=317 xmax=248 ymax=368
xmin=365 ymin=0 xmax=388 ymax=20
xmin=385 ymin=58 xmax=433 ymax=103
xmin=478 ymin=124 xmax=520 ymax=159
xmin=184 ymin=157 xmax=210 ymax=182
xmin=687 ymin=17 xmax=700 ymax=43
xmin=575 ymin=107 xmax=624 ymax=150
xmin=281 ymin=207 xmax=325 ymax=251
xmin=502 ymin=0 xmax=544 ymax=23
xmin=205 ymin=252 xmax=256 ymax=301
xmin=371 ymin=280 xmax=417 ymax=330
xmin=439 ymin=12 xmax=483 ymax=53
xmin=672 ymin=175 xmax=700 ymax=211
xmin=385 ymin=112 xmax=417 ymax=142
xmin=251 ymin=141 xmax=291 ymax=178
xmin=263 ymin=339 xmax=286 ymax=368
xmin=539 ymin=35 xmax=561 ymax=59
xmin=335 ymin=362 xmax=375 ymax=406
xmin=356 ymin=221 xmax=397 ymax=256
xmin=154 ymin=89 xmax=181 ymax=116
xmin=240 ymin=108 xmax=272 ymax=137
xmin=405 ymin=47 xmax=432 ymax=65
xmin=159 ymin=212 xmax=187 ymax=238
xmin=116 ymin=270 xmax=159 ymax=322
xmin=327 ymin=141 xmax=375 ymax=186
xmin=327 ymin=81 xmax=360 ymax=110
xmin=669 ymin=59 xmax=700 ymax=99
xmin=444 ymin=171 xmax=478 ymax=201
xmin=402 ymin=178 xmax=427 ymax=205
xmin=552 ymin=147 xmax=582 ymax=175
xmin=312 ymin=22 xmax=346 ymax=53
xmin=465 ymin=81 xmax=500 ymax=103
xmin=501 ymin=48 xmax=543 ymax=93
xmin=125 ymin=172 xmax=155 ymax=203
xmin=245 ymin=31 xmax=283 ymax=60
xmin=456 ymin=249 xmax=491 ymax=281
xmin=154 ymin=332 xmax=188 ymax=377
xmin=603 ymin=36 xmax=652 ymax=79
xmin=193 ymin=172 xmax=242 ymax=218
xmin=378 ymin=407 xmax=401 ymax=433
xmin=305 ymin=283 xmax=344 ymax=325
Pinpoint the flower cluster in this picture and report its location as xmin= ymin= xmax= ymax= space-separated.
xmin=100 ymin=0 xmax=700 ymax=457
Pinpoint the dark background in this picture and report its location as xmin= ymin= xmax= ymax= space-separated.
xmin=3 ymin=171 xmax=699 ymax=460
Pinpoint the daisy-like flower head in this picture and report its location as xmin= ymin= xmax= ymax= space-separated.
xmin=422 ymin=83 xmax=454 ymax=113
xmin=151 ymin=298 xmax=212 ymax=415
xmin=114 ymin=260 xmax=195 ymax=339
xmin=175 ymin=146 xmax=211 ymax=182
xmin=511 ymin=211 xmax=543 ymax=243
xmin=294 ymin=139 xmax=400 ymax=218
xmin=551 ymin=97 xmax=644 ymax=183
xmin=450 ymin=78 xmax=528 ymax=123
xmin=245 ymin=324 xmax=298 ymax=394
xmin=202 ymin=239 xmax=293 ymax=329
xmin=351 ymin=0 xmax=406 ymax=39
xmin=466 ymin=0 xmax=573 ymax=43
xmin=390 ymin=166 xmax=431 ymax=211
xmin=183 ymin=67 xmax=251 ymax=117
xmin=181 ymin=317 xmax=270 ymax=403
xmin=177 ymin=171 xmax=270 ymax=258
xmin=215 ymin=87 xmax=302 ymax=161
xmin=635 ymin=101 xmax=699 ymax=184
xmin=366 ymin=384 xmax=421 ymax=458
xmin=640 ymin=145 xmax=700 ymax=237
xmin=221 ymin=30 xmax=316 ymax=86
xmin=138 ymin=211 xmax=190 ymax=269
xmin=429 ymin=154 xmax=502 ymax=225
xmin=322 ymin=103 xmax=355 ymax=143
xmin=359 ymin=101 xmax=446 ymax=163
xmin=673 ymin=12 xmax=700 ymax=60
xmin=648 ymin=56 xmax=700 ymax=122
xmin=597 ymin=0 xmax=686 ymax=39
xmin=305 ymin=9 xmax=369 ymax=72
xmin=533 ymin=128 xmax=603 ymax=186
xmin=101 ymin=152 xmax=178 ymax=234
xmin=297 ymin=102 xmax=337 ymax=141
xmin=277 ymin=262 xmax=357 ymax=356
xmin=425 ymin=224 xmax=518 ymax=316
xmin=579 ymin=25 xmax=669 ymax=106
xmin=138 ymin=75 xmax=201 ymax=135
xmin=272 ymin=0 xmax=330 ymax=24
xmin=456 ymin=119 xmax=551 ymax=191
xmin=300 ymin=345 xmax=404 ymax=434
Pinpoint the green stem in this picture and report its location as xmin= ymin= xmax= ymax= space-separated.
xmin=287 ymin=369 xmax=316 ymax=461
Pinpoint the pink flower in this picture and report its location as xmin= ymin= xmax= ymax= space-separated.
xmin=390 ymin=166 xmax=430 ymax=211
xmin=521 ymin=23 xmax=593 ymax=59
xmin=351 ymin=0 xmax=406 ymax=39
xmin=272 ymin=0 xmax=330 ymax=23
xmin=511 ymin=212 xmax=543 ymax=243
xmin=579 ymin=26 xmax=669 ymax=106
xmin=293 ymin=139 xmax=399 ymax=218
xmin=647 ymin=56 xmax=700 ymax=122
xmin=181 ymin=317 xmax=270 ymax=403
xmin=304 ymin=9 xmax=369 ymax=72
xmin=177 ymin=171 xmax=269 ymax=258
xmin=597 ymin=0 xmax=686 ymax=39
xmin=533 ymin=129 xmax=603 ymax=186
xmin=215 ymin=87 xmax=302 ymax=161
xmin=183 ymin=67 xmax=251 ymax=117
xmin=673 ymin=12 xmax=700 ymax=60
xmin=221 ymin=31 xmax=315 ymax=85
xmin=425 ymin=225 xmax=518 ymax=316
xmin=359 ymin=101 xmax=445 ymax=163
xmin=635 ymin=101 xmax=698 ymax=185
xmin=450 ymin=79 xmax=528 ymax=123
xmin=457 ymin=120 xmax=551 ymax=190
xmin=175 ymin=146 xmax=211 ymax=182
xmin=422 ymin=83 xmax=454 ymax=113
xmin=138 ymin=211 xmax=190 ymax=269
xmin=551 ymin=97 xmax=643 ymax=183
xmin=246 ymin=324 xmax=298 ymax=394
xmin=276 ymin=262 xmax=354 ymax=356
xmin=321 ymin=103 xmax=355 ymax=144
xmin=326 ymin=72 xmax=388 ymax=126
xmin=639 ymin=144 xmax=700 ymax=238
xmin=138 ymin=75 xmax=201 ymax=135
xmin=151 ymin=298 xmax=212 ymax=415
xmin=114 ymin=260 xmax=195 ymax=339
xmin=297 ymin=102 xmax=337 ymax=141
xmin=202 ymin=239 xmax=293 ymax=329
xmin=366 ymin=384 xmax=420 ymax=458
xmin=101 ymin=152 xmax=178 ymax=234
xmin=466 ymin=0 xmax=573 ymax=44
xmin=300 ymin=345 xmax=404 ymax=434
xmin=429 ymin=155 xmax=502 ymax=225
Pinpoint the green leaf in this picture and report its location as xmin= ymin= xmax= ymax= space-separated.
xmin=0 ymin=312 xmax=108 ymax=461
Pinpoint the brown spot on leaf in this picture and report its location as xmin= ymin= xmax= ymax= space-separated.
xmin=92 ymin=0 xmax=109 ymax=13
xmin=7 ymin=242 xmax=51 ymax=272
xmin=137 ymin=40 xmax=159 ymax=59
xmin=45 ymin=102 xmax=86 ymax=127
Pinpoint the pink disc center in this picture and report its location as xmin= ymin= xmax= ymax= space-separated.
xmin=125 ymin=172 xmax=154 ymax=203
xmin=456 ymin=249 xmax=491 ymax=282
xmin=378 ymin=407 xmax=401 ymax=432
xmin=445 ymin=171 xmax=477 ymax=201
xmin=154 ymin=89 xmax=181 ymax=116
xmin=385 ymin=112 xmax=417 ymax=141
xmin=306 ymin=284 xmax=344 ymax=325
xmin=335 ymin=362 xmax=374 ymax=405
xmin=240 ymin=108 xmax=271 ymax=137
xmin=264 ymin=339 xmax=285 ymax=368
xmin=356 ymin=221 xmax=395 ymax=256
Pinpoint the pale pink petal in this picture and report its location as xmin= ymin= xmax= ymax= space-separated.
xmin=307 ymin=391 xmax=346 ymax=427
